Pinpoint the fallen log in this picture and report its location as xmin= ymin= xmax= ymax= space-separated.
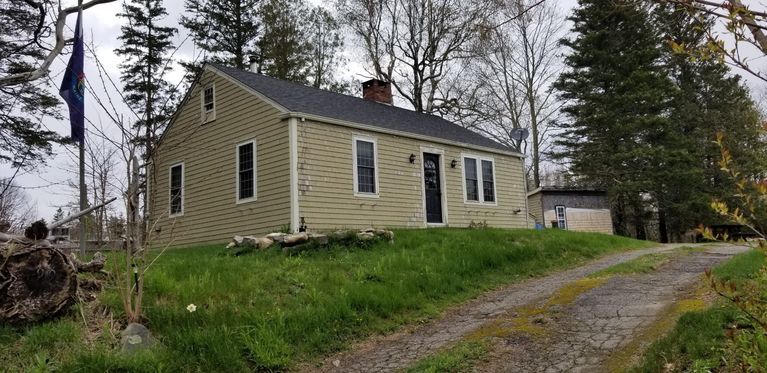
xmin=0 ymin=220 xmax=109 ymax=325
xmin=0 ymin=242 xmax=78 ymax=324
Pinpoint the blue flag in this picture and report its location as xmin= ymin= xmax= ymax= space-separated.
xmin=59 ymin=9 xmax=85 ymax=143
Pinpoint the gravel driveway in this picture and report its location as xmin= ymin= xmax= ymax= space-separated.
xmin=306 ymin=244 xmax=748 ymax=373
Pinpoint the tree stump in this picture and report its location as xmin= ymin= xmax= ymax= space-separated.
xmin=0 ymin=242 xmax=78 ymax=324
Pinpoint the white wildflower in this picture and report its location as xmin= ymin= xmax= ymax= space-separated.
xmin=186 ymin=304 xmax=197 ymax=312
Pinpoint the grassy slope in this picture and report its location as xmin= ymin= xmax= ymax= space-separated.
xmin=0 ymin=228 xmax=649 ymax=372
xmin=632 ymin=249 xmax=765 ymax=372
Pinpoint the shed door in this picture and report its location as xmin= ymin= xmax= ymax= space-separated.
xmin=423 ymin=153 xmax=443 ymax=224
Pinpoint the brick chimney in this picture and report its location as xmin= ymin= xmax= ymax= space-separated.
xmin=362 ymin=79 xmax=393 ymax=105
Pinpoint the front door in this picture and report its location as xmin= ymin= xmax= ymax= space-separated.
xmin=423 ymin=153 xmax=443 ymax=224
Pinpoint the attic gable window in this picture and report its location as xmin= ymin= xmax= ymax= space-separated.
xmin=201 ymin=83 xmax=216 ymax=122
xmin=169 ymin=163 xmax=184 ymax=217
xmin=236 ymin=140 xmax=257 ymax=202
xmin=462 ymin=155 xmax=497 ymax=205
xmin=353 ymin=135 xmax=379 ymax=197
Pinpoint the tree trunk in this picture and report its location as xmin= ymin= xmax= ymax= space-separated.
xmin=0 ymin=238 xmax=107 ymax=324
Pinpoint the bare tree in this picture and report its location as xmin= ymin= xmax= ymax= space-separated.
xmin=460 ymin=0 xmax=564 ymax=188
xmin=337 ymin=0 xmax=489 ymax=113
xmin=0 ymin=179 xmax=35 ymax=234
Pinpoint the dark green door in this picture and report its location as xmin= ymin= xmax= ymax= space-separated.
xmin=423 ymin=153 xmax=443 ymax=224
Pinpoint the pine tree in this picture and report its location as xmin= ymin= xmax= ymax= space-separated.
xmin=257 ymin=0 xmax=311 ymax=82
xmin=180 ymin=0 xmax=262 ymax=70
xmin=115 ymin=0 xmax=177 ymax=225
xmin=0 ymin=0 xmax=64 ymax=170
xmin=115 ymin=0 xmax=177 ymax=159
xmin=656 ymin=7 xmax=767 ymax=238
xmin=554 ymin=0 xmax=677 ymax=238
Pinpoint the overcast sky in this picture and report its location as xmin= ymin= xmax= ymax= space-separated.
xmin=2 ymin=0 xmax=762 ymax=222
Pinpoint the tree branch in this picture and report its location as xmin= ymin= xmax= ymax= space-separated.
xmin=0 ymin=0 xmax=117 ymax=87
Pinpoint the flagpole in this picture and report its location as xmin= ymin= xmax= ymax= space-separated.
xmin=77 ymin=0 xmax=86 ymax=258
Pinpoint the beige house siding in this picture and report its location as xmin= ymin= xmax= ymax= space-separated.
xmin=527 ymin=193 xmax=544 ymax=225
xmin=150 ymin=70 xmax=291 ymax=247
xmin=543 ymin=208 xmax=613 ymax=234
xmin=296 ymin=120 xmax=528 ymax=231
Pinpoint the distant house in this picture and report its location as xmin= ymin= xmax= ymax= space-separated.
xmin=149 ymin=64 xmax=529 ymax=246
xmin=527 ymin=186 xmax=613 ymax=235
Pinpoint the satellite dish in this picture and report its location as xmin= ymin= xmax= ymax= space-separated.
xmin=510 ymin=128 xmax=530 ymax=141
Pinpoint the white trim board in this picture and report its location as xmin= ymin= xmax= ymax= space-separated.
xmin=289 ymin=117 xmax=300 ymax=233
xmin=235 ymin=139 xmax=257 ymax=204
xmin=352 ymin=134 xmax=380 ymax=198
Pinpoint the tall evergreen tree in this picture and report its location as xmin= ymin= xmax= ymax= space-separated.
xmin=257 ymin=0 xmax=311 ymax=82
xmin=655 ymin=6 xmax=767 ymax=239
xmin=115 ymin=0 xmax=177 ymax=219
xmin=180 ymin=0 xmax=262 ymax=70
xmin=115 ymin=0 xmax=177 ymax=157
xmin=554 ymin=0 xmax=677 ymax=238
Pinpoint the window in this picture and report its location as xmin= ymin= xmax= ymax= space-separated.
xmin=481 ymin=160 xmax=495 ymax=202
xmin=353 ymin=136 xmax=378 ymax=196
xmin=463 ymin=155 xmax=496 ymax=204
xmin=464 ymin=158 xmax=479 ymax=201
xmin=201 ymin=84 xmax=216 ymax=122
xmin=169 ymin=163 xmax=184 ymax=216
xmin=237 ymin=140 xmax=256 ymax=202
xmin=555 ymin=205 xmax=567 ymax=229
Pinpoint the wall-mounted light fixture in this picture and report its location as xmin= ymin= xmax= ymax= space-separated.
xmin=409 ymin=154 xmax=416 ymax=163
xmin=451 ymin=159 xmax=458 ymax=168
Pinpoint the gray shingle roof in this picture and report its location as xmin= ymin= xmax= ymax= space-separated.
xmin=211 ymin=64 xmax=513 ymax=153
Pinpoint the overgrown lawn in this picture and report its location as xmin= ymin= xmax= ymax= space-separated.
xmin=0 ymin=228 xmax=650 ymax=372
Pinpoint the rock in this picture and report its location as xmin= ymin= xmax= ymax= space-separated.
xmin=308 ymin=233 xmax=329 ymax=245
xmin=382 ymin=230 xmax=394 ymax=242
xmin=357 ymin=232 xmax=376 ymax=240
xmin=266 ymin=232 xmax=287 ymax=243
xmin=360 ymin=227 xmax=375 ymax=234
xmin=232 ymin=235 xmax=244 ymax=246
xmin=283 ymin=232 xmax=309 ymax=247
xmin=256 ymin=237 xmax=274 ymax=249
xmin=240 ymin=236 xmax=259 ymax=247
xmin=120 ymin=323 xmax=155 ymax=354
xmin=225 ymin=241 xmax=236 ymax=249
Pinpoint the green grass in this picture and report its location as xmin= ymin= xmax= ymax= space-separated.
xmin=631 ymin=249 xmax=766 ymax=373
xmin=0 ymin=228 xmax=650 ymax=372
xmin=589 ymin=246 xmax=701 ymax=278
xmin=407 ymin=340 xmax=490 ymax=373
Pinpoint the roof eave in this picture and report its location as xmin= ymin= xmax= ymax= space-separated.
xmin=281 ymin=112 xmax=525 ymax=158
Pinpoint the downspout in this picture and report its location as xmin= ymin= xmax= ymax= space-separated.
xmin=288 ymin=117 xmax=300 ymax=233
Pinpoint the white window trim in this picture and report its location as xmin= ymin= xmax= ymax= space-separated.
xmin=461 ymin=153 xmax=498 ymax=206
xmin=352 ymin=135 xmax=380 ymax=198
xmin=555 ymin=205 xmax=568 ymax=230
xmin=201 ymin=83 xmax=216 ymax=123
xmin=420 ymin=146 xmax=449 ymax=227
xmin=235 ymin=139 xmax=257 ymax=204
xmin=168 ymin=162 xmax=184 ymax=217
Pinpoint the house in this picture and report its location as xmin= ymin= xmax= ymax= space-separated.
xmin=149 ymin=63 xmax=529 ymax=247
xmin=527 ymin=186 xmax=613 ymax=235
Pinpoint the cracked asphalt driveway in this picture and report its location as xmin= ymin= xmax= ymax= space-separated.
xmin=305 ymin=244 xmax=748 ymax=373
